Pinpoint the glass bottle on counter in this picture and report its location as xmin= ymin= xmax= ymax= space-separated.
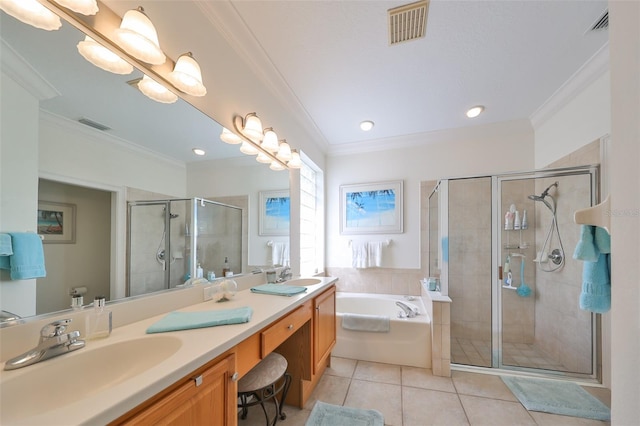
xmin=222 ymin=256 xmax=231 ymax=277
xmin=86 ymin=296 xmax=112 ymax=340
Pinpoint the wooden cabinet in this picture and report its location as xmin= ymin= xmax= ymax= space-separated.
xmin=261 ymin=302 xmax=312 ymax=357
xmin=313 ymin=285 xmax=336 ymax=374
xmin=113 ymin=353 xmax=237 ymax=426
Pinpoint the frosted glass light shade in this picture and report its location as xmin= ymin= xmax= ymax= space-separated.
xmin=0 ymin=0 xmax=61 ymax=31
xmin=242 ymin=113 xmax=263 ymax=142
xmin=53 ymin=0 xmax=98 ymax=15
xmin=261 ymin=128 xmax=279 ymax=153
xmin=287 ymin=150 xmax=302 ymax=169
xmin=220 ymin=128 xmax=242 ymax=145
xmin=114 ymin=7 xmax=165 ymax=65
xmin=270 ymin=161 xmax=286 ymax=171
xmin=77 ymin=36 xmax=133 ymax=75
xmin=239 ymin=141 xmax=259 ymax=155
xmin=137 ymin=75 xmax=177 ymax=104
xmin=168 ymin=52 xmax=206 ymax=96
xmin=256 ymin=152 xmax=272 ymax=164
xmin=276 ymin=140 xmax=292 ymax=161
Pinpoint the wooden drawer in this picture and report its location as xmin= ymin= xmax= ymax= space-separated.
xmin=261 ymin=302 xmax=312 ymax=357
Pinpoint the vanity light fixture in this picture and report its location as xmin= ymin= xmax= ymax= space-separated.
xmin=53 ymin=0 xmax=99 ymax=15
xmin=77 ymin=36 xmax=134 ymax=75
xmin=192 ymin=148 xmax=205 ymax=156
xmin=269 ymin=161 xmax=286 ymax=171
xmin=287 ymin=150 xmax=302 ymax=169
xmin=261 ymin=128 xmax=280 ymax=153
xmin=276 ymin=140 xmax=292 ymax=162
xmin=360 ymin=120 xmax=375 ymax=131
xmin=168 ymin=52 xmax=206 ymax=97
xmin=237 ymin=113 xmax=264 ymax=143
xmin=239 ymin=141 xmax=259 ymax=156
xmin=136 ymin=75 xmax=177 ymax=104
xmin=0 ymin=0 xmax=62 ymax=31
xmin=220 ymin=128 xmax=242 ymax=145
xmin=466 ymin=105 xmax=484 ymax=118
xmin=256 ymin=152 xmax=272 ymax=164
xmin=113 ymin=7 xmax=166 ymax=65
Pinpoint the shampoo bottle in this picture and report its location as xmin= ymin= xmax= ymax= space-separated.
xmin=86 ymin=296 xmax=112 ymax=340
xmin=522 ymin=210 xmax=528 ymax=230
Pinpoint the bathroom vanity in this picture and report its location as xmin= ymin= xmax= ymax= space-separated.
xmin=0 ymin=277 xmax=337 ymax=425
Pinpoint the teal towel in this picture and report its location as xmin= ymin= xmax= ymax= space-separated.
xmin=0 ymin=233 xmax=13 ymax=256
xmin=146 ymin=306 xmax=253 ymax=333
xmin=250 ymin=283 xmax=307 ymax=297
xmin=0 ymin=233 xmax=46 ymax=280
xmin=574 ymin=225 xmax=611 ymax=313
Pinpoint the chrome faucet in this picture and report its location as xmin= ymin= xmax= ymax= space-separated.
xmin=396 ymin=301 xmax=419 ymax=318
xmin=3 ymin=319 xmax=85 ymax=371
xmin=278 ymin=264 xmax=292 ymax=282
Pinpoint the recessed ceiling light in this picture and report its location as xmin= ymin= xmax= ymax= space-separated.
xmin=466 ymin=106 xmax=484 ymax=118
xmin=192 ymin=148 xmax=205 ymax=156
xmin=360 ymin=120 xmax=374 ymax=131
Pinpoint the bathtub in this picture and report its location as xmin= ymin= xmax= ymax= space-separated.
xmin=333 ymin=292 xmax=431 ymax=368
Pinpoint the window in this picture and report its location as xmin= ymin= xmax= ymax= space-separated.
xmin=299 ymin=154 xmax=324 ymax=276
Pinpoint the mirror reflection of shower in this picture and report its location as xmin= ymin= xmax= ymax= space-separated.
xmin=156 ymin=207 xmax=179 ymax=270
xmin=528 ymin=181 xmax=565 ymax=272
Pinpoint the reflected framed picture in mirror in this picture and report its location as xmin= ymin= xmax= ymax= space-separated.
xmin=37 ymin=201 xmax=76 ymax=243
xmin=259 ymin=190 xmax=290 ymax=236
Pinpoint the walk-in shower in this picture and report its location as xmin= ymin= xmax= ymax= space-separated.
xmin=429 ymin=165 xmax=600 ymax=381
xmin=127 ymin=198 xmax=243 ymax=297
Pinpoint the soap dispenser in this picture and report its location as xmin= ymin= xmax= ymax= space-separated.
xmin=86 ymin=296 xmax=112 ymax=340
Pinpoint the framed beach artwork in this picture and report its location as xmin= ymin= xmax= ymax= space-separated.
xmin=37 ymin=201 xmax=76 ymax=243
xmin=259 ymin=190 xmax=290 ymax=236
xmin=340 ymin=180 xmax=403 ymax=234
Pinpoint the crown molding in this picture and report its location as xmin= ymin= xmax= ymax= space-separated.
xmin=195 ymin=1 xmax=330 ymax=152
xmin=40 ymin=110 xmax=186 ymax=169
xmin=1 ymin=38 xmax=59 ymax=101
xmin=530 ymin=42 xmax=610 ymax=129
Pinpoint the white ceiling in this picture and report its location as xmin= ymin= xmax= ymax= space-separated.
xmin=2 ymin=1 xmax=609 ymax=163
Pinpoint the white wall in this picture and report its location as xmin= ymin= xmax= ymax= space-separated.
xmin=0 ymin=71 xmax=39 ymax=317
xmin=609 ymin=1 xmax=640 ymax=423
xmin=186 ymin=157 xmax=290 ymax=267
xmin=326 ymin=120 xmax=535 ymax=270
xmin=534 ymin=71 xmax=611 ymax=168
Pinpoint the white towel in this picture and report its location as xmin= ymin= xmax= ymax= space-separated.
xmin=351 ymin=242 xmax=368 ymax=268
xmin=341 ymin=313 xmax=390 ymax=333
xmin=367 ymin=241 xmax=384 ymax=267
xmin=271 ymin=242 xmax=289 ymax=266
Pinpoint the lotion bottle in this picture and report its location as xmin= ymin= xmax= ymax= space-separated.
xmin=86 ymin=296 xmax=112 ymax=340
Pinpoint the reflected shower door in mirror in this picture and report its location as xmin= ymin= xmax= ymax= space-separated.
xmin=127 ymin=199 xmax=243 ymax=296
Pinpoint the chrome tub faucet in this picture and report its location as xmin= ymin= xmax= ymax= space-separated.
xmin=3 ymin=319 xmax=85 ymax=371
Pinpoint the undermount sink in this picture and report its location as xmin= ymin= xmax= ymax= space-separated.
xmin=0 ymin=335 xmax=182 ymax=423
xmin=287 ymin=278 xmax=322 ymax=286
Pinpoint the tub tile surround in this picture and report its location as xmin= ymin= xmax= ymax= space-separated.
xmin=422 ymin=284 xmax=452 ymax=377
xmin=326 ymin=267 xmax=423 ymax=296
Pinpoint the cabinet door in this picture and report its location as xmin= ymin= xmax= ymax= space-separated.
xmin=122 ymin=353 xmax=237 ymax=426
xmin=313 ymin=285 xmax=336 ymax=374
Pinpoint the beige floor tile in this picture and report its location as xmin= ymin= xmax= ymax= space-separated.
xmin=402 ymin=366 xmax=457 ymax=393
xmin=344 ymin=379 xmax=403 ymax=426
xmin=403 ymin=387 xmax=469 ymax=426
xmin=459 ymin=394 xmax=536 ymax=426
xmin=303 ymin=374 xmax=351 ymax=410
xmin=528 ymin=411 xmax=610 ymax=426
xmin=325 ymin=356 xmax=357 ymax=378
xmin=452 ymin=371 xmax=518 ymax=401
xmin=353 ymin=360 xmax=402 ymax=385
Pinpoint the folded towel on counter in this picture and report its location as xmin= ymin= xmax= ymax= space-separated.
xmin=342 ymin=313 xmax=390 ymax=333
xmin=0 ymin=233 xmax=46 ymax=280
xmin=146 ymin=306 xmax=253 ymax=333
xmin=574 ymin=225 xmax=611 ymax=313
xmin=250 ymin=283 xmax=307 ymax=297
xmin=0 ymin=234 xmax=13 ymax=256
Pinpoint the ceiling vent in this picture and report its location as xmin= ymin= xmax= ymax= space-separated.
xmin=388 ymin=0 xmax=429 ymax=45
xmin=78 ymin=117 xmax=110 ymax=131
xmin=589 ymin=9 xmax=608 ymax=32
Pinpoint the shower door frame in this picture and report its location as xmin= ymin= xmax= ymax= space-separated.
xmin=492 ymin=165 xmax=601 ymax=381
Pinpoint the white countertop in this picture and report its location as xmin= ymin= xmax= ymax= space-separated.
xmin=0 ymin=277 xmax=337 ymax=425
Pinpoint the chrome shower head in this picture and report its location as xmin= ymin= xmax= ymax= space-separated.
xmin=528 ymin=182 xmax=558 ymax=201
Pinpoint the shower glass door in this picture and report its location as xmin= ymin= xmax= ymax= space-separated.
xmin=497 ymin=168 xmax=598 ymax=376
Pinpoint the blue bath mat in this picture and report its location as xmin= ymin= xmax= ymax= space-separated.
xmin=501 ymin=376 xmax=610 ymax=421
xmin=305 ymin=401 xmax=384 ymax=426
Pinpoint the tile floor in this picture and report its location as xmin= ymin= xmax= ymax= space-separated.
xmin=452 ymin=338 xmax=567 ymax=371
xmin=237 ymin=356 xmax=611 ymax=426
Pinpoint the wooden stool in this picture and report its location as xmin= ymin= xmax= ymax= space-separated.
xmin=238 ymin=352 xmax=292 ymax=425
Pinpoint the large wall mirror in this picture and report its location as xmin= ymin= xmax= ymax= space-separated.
xmin=0 ymin=9 xmax=289 ymax=323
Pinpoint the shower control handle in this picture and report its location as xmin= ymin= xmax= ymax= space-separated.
xmin=548 ymin=249 xmax=563 ymax=265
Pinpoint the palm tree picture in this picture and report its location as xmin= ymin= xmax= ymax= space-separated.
xmin=346 ymin=189 xmax=396 ymax=228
